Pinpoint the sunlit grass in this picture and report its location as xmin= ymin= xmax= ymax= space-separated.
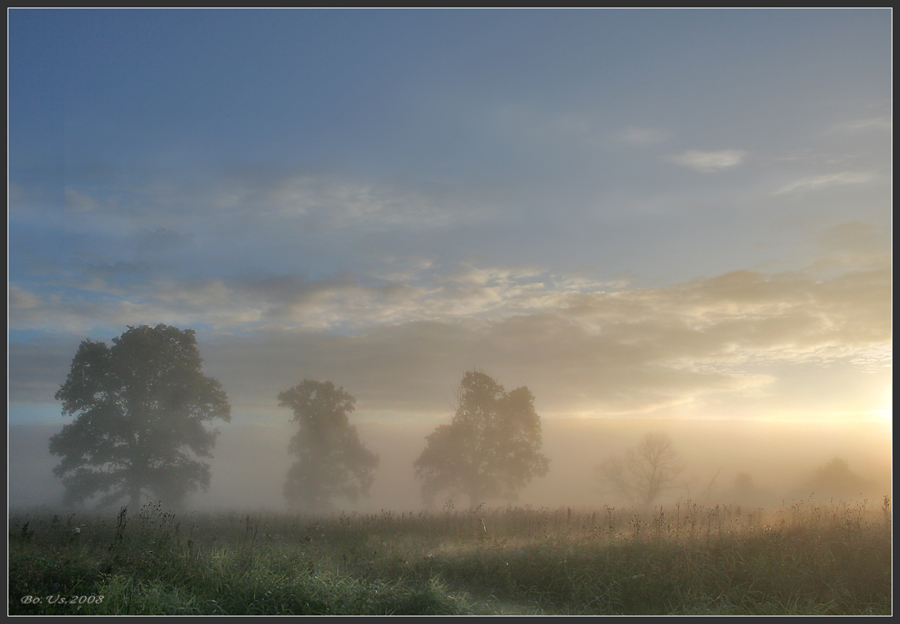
xmin=9 ymin=497 xmax=891 ymax=615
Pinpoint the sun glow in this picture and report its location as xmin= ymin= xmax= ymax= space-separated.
xmin=877 ymin=383 xmax=893 ymax=423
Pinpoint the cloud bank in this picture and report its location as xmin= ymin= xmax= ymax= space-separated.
xmin=10 ymin=247 xmax=890 ymax=426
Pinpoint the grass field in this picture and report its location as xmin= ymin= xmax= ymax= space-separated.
xmin=8 ymin=497 xmax=892 ymax=615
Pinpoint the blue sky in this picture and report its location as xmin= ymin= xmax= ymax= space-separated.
xmin=8 ymin=9 xmax=892 ymax=429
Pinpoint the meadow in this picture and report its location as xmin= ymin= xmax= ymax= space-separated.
xmin=8 ymin=497 xmax=892 ymax=615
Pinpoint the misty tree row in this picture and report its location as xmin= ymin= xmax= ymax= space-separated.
xmin=50 ymin=325 xmax=875 ymax=513
xmin=50 ymin=325 xmax=553 ymax=512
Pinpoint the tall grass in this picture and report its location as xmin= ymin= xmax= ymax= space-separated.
xmin=8 ymin=497 xmax=892 ymax=615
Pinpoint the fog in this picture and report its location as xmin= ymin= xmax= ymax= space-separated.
xmin=9 ymin=415 xmax=890 ymax=514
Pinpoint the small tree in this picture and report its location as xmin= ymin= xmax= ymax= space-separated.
xmin=50 ymin=324 xmax=231 ymax=509
xmin=278 ymin=380 xmax=379 ymax=512
xmin=597 ymin=432 xmax=686 ymax=508
xmin=414 ymin=370 xmax=550 ymax=508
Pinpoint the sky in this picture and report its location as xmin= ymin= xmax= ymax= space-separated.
xmin=7 ymin=9 xmax=892 ymax=509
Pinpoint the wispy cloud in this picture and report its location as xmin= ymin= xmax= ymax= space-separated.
xmin=58 ymin=170 xmax=490 ymax=240
xmin=9 ymin=284 xmax=42 ymax=310
xmin=666 ymin=149 xmax=747 ymax=173
xmin=264 ymin=174 xmax=473 ymax=229
xmin=64 ymin=188 xmax=103 ymax=213
xmin=825 ymin=116 xmax=891 ymax=134
xmin=775 ymin=171 xmax=875 ymax=195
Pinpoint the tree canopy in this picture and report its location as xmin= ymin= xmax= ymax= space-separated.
xmin=278 ymin=380 xmax=379 ymax=512
xmin=50 ymin=324 xmax=231 ymax=509
xmin=414 ymin=370 xmax=550 ymax=508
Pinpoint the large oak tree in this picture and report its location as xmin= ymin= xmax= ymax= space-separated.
xmin=51 ymin=324 xmax=231 ymax=508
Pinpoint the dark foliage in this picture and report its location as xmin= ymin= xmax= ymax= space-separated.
xmin=50 ymin=324 xmax=231 ymax=508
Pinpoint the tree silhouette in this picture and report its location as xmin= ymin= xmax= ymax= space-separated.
xmin=278 ymin=380 xmax=379 ymax=512
xmin=723 ymin=471 xmax=767 ymax=506
xmin=414 ymin=370 xmax=550 ymax=508
xmin=805 ymin=457 xmax=873 ymax=498
xmin=596 ymin=432 xmax=686 ymax=508
xmin=50 ymin=324 xmax=231 ymax=509
xmin=733 ymin=472 xmax=756 ymax=493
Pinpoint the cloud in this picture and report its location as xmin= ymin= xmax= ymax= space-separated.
xmin=262 ymin=174 xmax=472 ymax=229
xmin=368 ymin=256 xmax=435 ymax=284
xmin=8 ymin=261 xmax=610 ymax=336
xmin=666 ymin=149 xmax=746 ymax=173
xmin=204 ymin=168 xmax=494 ymax=232
xmin=82 ymin=262 xmax=151 ymax=286
xmin=774 ymin=171 xmax=876 ymax=195
xmin=618 ymin=127 xmax=667 ymax=147
xmin=64 ymin=187 xmax=102 ymax=213
xmin=826 ymin=116 xmax=891 ymax=134
xmin=195 ymin=262 xmax=888 ymax=420
xmin=57 ymin=167 xmax=491 ymax=237
xmin=48 ymin=172 xmax=494 ymax=284
xmin=808 ymin=221 xmax=890 ymax=269
xmin=9 ymin=284 xmax=42 ymax=310
xmin=9 ymin=252 xmax=890 ymax=424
